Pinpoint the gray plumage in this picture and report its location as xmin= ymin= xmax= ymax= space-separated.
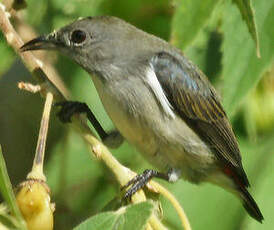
xmin=21 ymin=16 xmax=263 ymax=222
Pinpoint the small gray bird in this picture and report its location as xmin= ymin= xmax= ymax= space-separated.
xmin=21 ymin=16 xmax=263 ymax=222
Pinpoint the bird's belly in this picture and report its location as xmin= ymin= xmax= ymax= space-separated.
xmin=92 ymin=76 xmax=215 ymax=180
xmin=100 ymin=91 xmax=158 ymax=159
xmin=92 ymin=77 xmax=158 ymax=157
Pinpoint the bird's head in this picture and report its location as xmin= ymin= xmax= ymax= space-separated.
xmin=21 ymin=16 xmax=154 ymax=76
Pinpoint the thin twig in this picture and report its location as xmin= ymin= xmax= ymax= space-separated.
xmin=27 ymin=92 xmax=53 ymax=181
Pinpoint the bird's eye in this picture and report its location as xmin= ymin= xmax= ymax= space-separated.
xmin=71 ymin=30 xmax=86 ymax=44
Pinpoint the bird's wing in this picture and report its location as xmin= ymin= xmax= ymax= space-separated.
xmin=150 ymin=51 xmax=249 ymax=187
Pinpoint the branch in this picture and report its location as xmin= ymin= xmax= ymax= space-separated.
xmin=0 ymin=3 xmax=191 ymax=230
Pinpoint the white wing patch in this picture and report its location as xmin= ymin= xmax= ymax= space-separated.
xmin=146 ymin=64 xmax=175 ymax=119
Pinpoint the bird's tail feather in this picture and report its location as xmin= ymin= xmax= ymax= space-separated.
xmin=239 ymin=186 xmax=263 ymax=223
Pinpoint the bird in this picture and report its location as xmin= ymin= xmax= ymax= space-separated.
xmin=21 ymin=16 xmax=263 ymax=222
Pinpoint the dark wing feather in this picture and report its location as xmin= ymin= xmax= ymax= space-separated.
xmin=151 ymin=52 xmax=249 ymax=187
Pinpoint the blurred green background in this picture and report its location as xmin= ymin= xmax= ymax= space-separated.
xmin=0 ymin=0 xmax=273 ymax=229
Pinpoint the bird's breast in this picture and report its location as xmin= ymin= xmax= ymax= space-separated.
xmin=91 ymin=75 xmax=215 ymax=179
xmin=91 ymin=75 xmax=159 ymax=157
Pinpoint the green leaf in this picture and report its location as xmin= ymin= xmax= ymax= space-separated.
xmin=221 ymin=0 xmax=274 ymax=117
xmin=232 ymin=0 xmax=260 ymax=57
xmin=73 ymin=201 xmax=154 ymax=230
xmin=74 ymin=212 xmax=118 ymax=230
xmin=0 ymin=33 xmax=15 ymax=77
xmin=0 ymin=145 xmax=27 ymax=230
xmin=170 ymin=0 xmax=220 ymax=50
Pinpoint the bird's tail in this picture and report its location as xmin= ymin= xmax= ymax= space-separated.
xmin=238 ymin=186 xmax=263 ymax=223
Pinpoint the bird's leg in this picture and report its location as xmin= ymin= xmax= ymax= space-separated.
xmin=55 ymin=101 xmax=123 ymax=148
xmin=121 ymin=169 xmax=172 ymax=199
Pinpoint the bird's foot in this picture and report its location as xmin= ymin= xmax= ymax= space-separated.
xmin=121 ymin=169 xmax=169 ymax=199
xmin=102 ymin=130 xmax=124 ymax=149
xmin=55 ymin=101 xmax=89 ymax=123
xmin=55 ymin=101 xmax=123 ymax=148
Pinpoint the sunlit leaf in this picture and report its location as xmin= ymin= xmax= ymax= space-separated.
xmin=221 ymin=0 xmax=274 ymax=116
xmin=170 ymin=0 xmax=219 ymax=50
xmin=74 ymin=202 xmax=154 ymax=230
xmin=232 ymin=0 xmax=260 ymax=57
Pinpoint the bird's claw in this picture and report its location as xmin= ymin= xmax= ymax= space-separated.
xmin=121 ymin=169 xmax=155 ymax=200
xmin=54 ymin=101 xmax=88 ymax=123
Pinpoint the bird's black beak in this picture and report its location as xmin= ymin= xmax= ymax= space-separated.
xmin=20 ymin=34 xmax=60 ymax=52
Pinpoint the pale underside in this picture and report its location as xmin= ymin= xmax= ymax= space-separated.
xmin=91 ymin=69 xmax=234 ymax=189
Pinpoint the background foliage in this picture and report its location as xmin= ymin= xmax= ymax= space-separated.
xmin=0 ymin=0 xmax=273 ymax=229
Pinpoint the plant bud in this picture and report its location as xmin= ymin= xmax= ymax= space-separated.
xmin=16 ymin=180 xmax=54 ymax=230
